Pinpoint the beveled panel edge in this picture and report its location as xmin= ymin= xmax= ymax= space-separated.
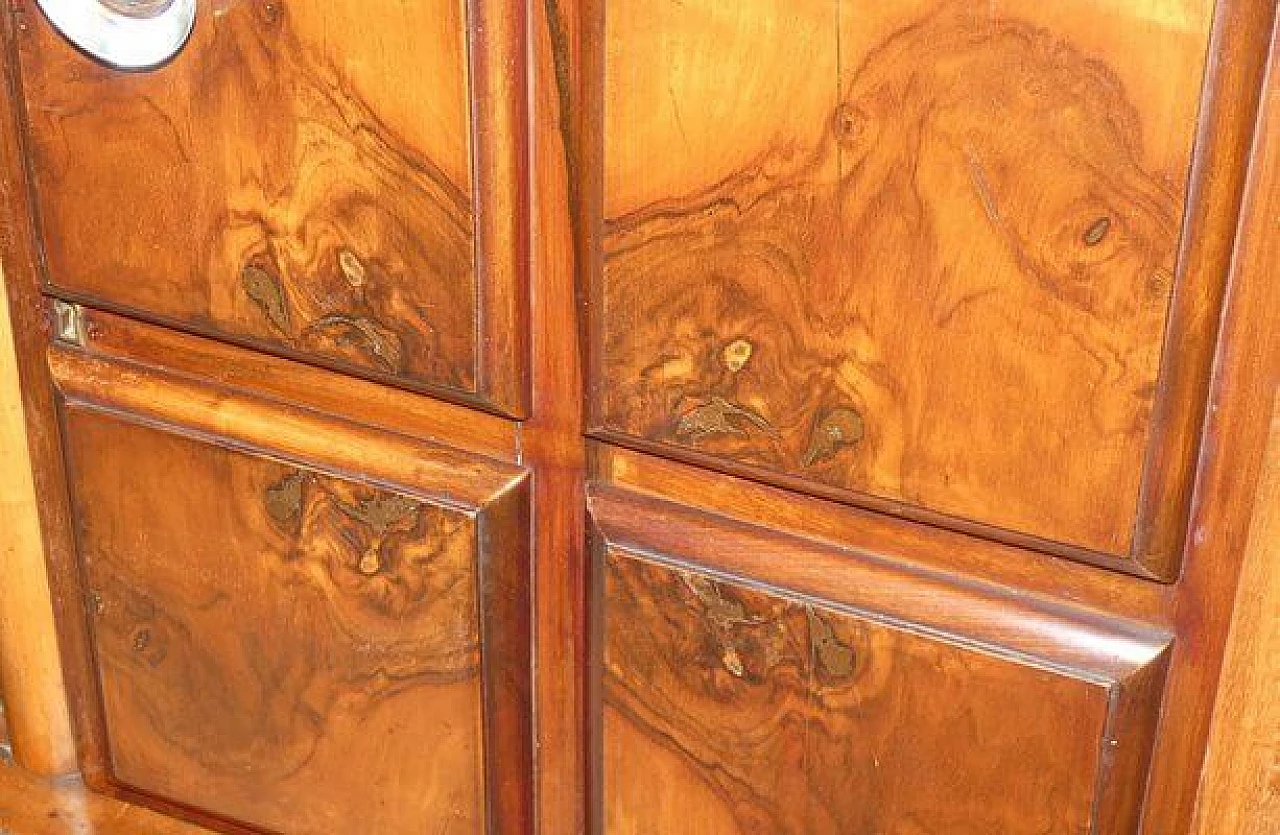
xmin=592 ymin=442 xmax=1172 ymax=622
xmin=586 ymin=485 xmax=1173 ymax=835
xmin=45 ymin=288 xmax=522 ymax=422
xmin=587 ymin=484 xmax=1171 ymax=681
xmin=475 ymin=474 xmax=535 ymax=835
xmin=588 ymin=428 xmax=1167 ymax=581
xmin=470 ymin=0 xmax=532 ymax=418
xmin=48 ymin=343 xmax=527 ymax=513
xmin=66 ymin=304 xmax=520 ymax=463
xmin=1131 ymin=0 xmax=1280 ymax=580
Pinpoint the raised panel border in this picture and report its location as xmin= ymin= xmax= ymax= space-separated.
xmin=47 ymin=341 xmax=534 ymax=835
xmin=587 ymin=484 xmax=1173 ymax=835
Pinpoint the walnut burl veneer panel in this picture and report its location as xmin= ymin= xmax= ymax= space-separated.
xmin=592 ymin=0 xmax=1220 ymax=571
xmin=590 ymin=487 xmax=1173 ymax=835
xmin=14 ymin=0 xmax=526 ymax=412
xmin=50 ymin=370 xmax=530 ymax=833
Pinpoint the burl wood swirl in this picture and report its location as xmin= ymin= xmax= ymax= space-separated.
xmin=600 ymin=6 xmax=1181 ymax=550
xmin=90 ymin=467 xmax=478 ymax=780
xmin=216 ymin=3 xmax=476 ymax=389
xmin=604 ymin=553 xmax=1104 ymax=834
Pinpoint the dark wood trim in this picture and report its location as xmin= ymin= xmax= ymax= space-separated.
xmin=40 ymin=289 xmax=524 ymax=421
xmin=589 ymin=427 xmax=1165 ymax=580
xmin=471 ymin=0 xmax=532 ymax=417
xmin=1193 ymin=18 xmax=1280 ymax=831
xmin=1131 ymin=0 xmax=1280 ymax=578
xmin=593 ymin=442 xmax=1170 ymax=622
xmin=477 ymin=476 xmax=536 ymax=835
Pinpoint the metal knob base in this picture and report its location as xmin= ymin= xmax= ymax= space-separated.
xmin=34 ymin=0 xmax=196 ymax=70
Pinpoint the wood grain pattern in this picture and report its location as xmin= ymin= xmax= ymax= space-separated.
xmin=526 ymin=0 xmax=592 ymax=831
xmin=13 ymin=0 xmax=526 ymax=413
xmin=45 ymin=343 xmax=532 ymax=834
xmin=590 ymin=487 xmax=1172 ymax=835
xmin=591 ymin=0 xmax=1219 ymax=569
xmin=65 ymin=411 xmax=485 ymax=833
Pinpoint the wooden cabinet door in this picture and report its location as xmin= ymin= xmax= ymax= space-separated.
xmin=585 ymin=0 xmax=1250 ymax=578
xmin=13 ymin=0 xmax=527 ymax=414
xmin=0 ymin=0 xmax=538 ymax=829
xmin=44 ymin=319 xmax=531 ymax=834
xmin=589 ymin=486 xmax=1171 ymax=835
xmin=0 ymin=1 xmax=1273 ymax=834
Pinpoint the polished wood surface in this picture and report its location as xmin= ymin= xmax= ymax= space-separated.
xmin=1194 ymin=24 xmax=1280 ymax=834
xmin=14 ymin=0 xmax=528 ymax=413
xmin=589 ymin=0 xmax=1222 ymax=574
xmin=590 ymin=486 xmax=1171 ymax=835
xmin=0 ymin=765 xmax=216 ymax=835
xmin=1141 ymin=4 xmax=1279 ymax=830
xmin=526 ymin=0 xmax=590 ymax=831
xmin=46 ymin=342 xmax=531 ymax=834
xmin=71 ymin=306 xmax=520 ymax=462
xmin=0 ymin=0 xmax=1275 ymax=833
xmin=66 ymin=412 xmax=487 ymax=833
xmin=0 ymin=271 xmax=74 ymax=776
xmin=1195 ymin=399 xmax=1280 ymax=835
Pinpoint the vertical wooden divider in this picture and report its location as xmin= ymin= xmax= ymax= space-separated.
xmin=528 ymin=0 xmax=589 ymax=832
xmin=1192 ymin=19 xmax=1280 ymax=834
xmin=0 ymin=269 xmax=74 ymax=776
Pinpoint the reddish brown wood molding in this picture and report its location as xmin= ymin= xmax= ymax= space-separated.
xmin=48 ymin=346 xmax=532 ymax=834
xmin=589 ymin=486 xmax=1172 ymax=835
xmin=585 ymin=0 xmax=1252 ymax=579
xmin=13 ymin=0 xmax=529 ymax=415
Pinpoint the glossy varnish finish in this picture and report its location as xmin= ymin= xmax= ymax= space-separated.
xmin=590 ymin=486 xmax=1172 ymax=835
xmin=14 ymin=0 xmax=528 ymax=413
xmin=0 ymin=0 xmax=1274 ymax=833
xmin=589 ymin=0 xmax=1224 ymax=574
xmin=1193 ymin=21 xmax=1280 ymax=835
xmin=48 ymin=342 xmax=532 ymax=834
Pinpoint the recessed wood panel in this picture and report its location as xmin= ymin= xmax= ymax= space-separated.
xmin=51 ymin=352 xmax=531 ymax=834
xmin=589 ymin=0 xmax=1221 ymax=572
xmin=590 ymin=487 xmax=1172 ymax=835
xmin=15 ymin=0 xmax=527 ymax=413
